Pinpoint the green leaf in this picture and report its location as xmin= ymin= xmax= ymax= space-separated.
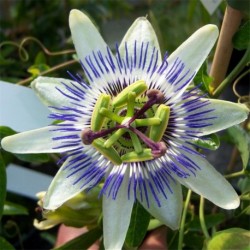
xmin=0 ymin=151 xmax=14 ymax=166
xmin=0 ymin=237 xmax=15 ymax=250
xmin=125 ymin=201 xmax=151 ymax=247
xmin=40 ymin=232 xmax=57 ymax=246
xmin=0 ymin=126 xmax=16 ymax=165
xmin=0 ymin=126 xmax=16 ymax=138
xmin=193 ymin=61 xmax=213 ymax=94
xmin=200 ymin=1 xmax=211 ymax=23
xmin=0 ymin=153 xmax=6 ymax=220
xmin=227 ymin=125 xmax=250 ymax=169
xmin=14 ymin=152 xmax=50 ymax=163
xmin=244 ymin=206 xmax=250 ymax=215
xmin=238 ymin=177 xmax=250 ymax=194
xmin=237 ymin=177 xmax=250 ymax=216
xmin=187 ymin=0 xmax=198 ymax=20
xmin=190 ymin=133 xmax=220 ymax=150
xmin=27 ymin=63 xmax=50 ymax=77
xmin=3 ymin=201 xmax=29 ymax=215
xmin=233 ymin=21 xmax=250 ymax=50
xmin=227 ymin=0 xmax=250 ymax=12
xmin=207 ymin=228 xmax=250 ymax=250
xmin=54 ymin=227 xmax=102 ymax=250
xmin=35 ymin=51 xmax=47 ymax=65
xmin=188 ymin=213 xmax=225 ymax=231
xmin=184 ymin=231 xmax=204 ymax=249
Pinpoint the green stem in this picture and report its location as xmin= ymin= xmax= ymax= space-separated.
xmin=178 ymin=189 xmax=192 ymax=250
xmin=199 ymin=196 xmax=211 ymax=240
xmin=169 ymin=231 xmax=179 ymax=249
xmin=232 ymin=69 xmax=250 ymax=98
xmin=224 ymin=170 xmax=245 ymax=179
xmin=213 ymin=46 xmax=250 ymax=98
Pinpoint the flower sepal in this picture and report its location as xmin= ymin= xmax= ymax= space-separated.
xmin=34 ymin=188 xmax=102 ymax=230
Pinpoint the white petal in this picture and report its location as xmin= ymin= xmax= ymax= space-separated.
xmin=119 ymin=17 xmax=162 ymax=80
xmin=120 ymin=17 xmax=161 ymax=50
xmin=169 ymin=24 xmax=218 ymax=67
xmin=44 ymin=150 xmax=104 ymax=209
xmin=103 ymin=168 xmax=134 ymax=250
xmin=69 ymin=9 xmax=118 ymax=87
xmin=159 ymin=25 xmax=219 ymax=100
xmin=31 ymin=76 xmax=78 ymax=110
xmin=69 ymin=10 xmax=108 ymax=63
xmin=195 ymin=99 xmax=249 ymax=136
xmin=43 ymin=157 xmax=82 ymax=209
xmin=174 ymin=150 xmax=240 ymax=209
xmin=1 ymin=125 xmax=80 ymax=153
xmin=139 ymin=181 xmax=182 ymax=230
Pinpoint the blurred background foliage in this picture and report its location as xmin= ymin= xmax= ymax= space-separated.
xmin=0 ymin=0 xmax=224 ymax=84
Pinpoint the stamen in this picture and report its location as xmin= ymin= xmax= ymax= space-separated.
xmin=126 ymin=92 xmax=136 ymax=117
xmin=83 ymin=80 xmax=169 ymax=163
xmin=92 ymin=138 xmax=122 ymax=165
xmin=104 ymin=129 xmax=126 ymax=148
xmin=99 ymin=107 xmax=123 ymax=124
xmin=91 ymin=94 xmax=110 ymax=131
xmin=121 ymin=149 xmax=153 ymax=162
xmin=135 ymin=118 xmax=161 ymax=127
xmin=149 ymin=104 xmax=170 ymax=142
xmin=112 ymin=80 xmax=147 ymax=108
xmin=129 ymin=132 xmax=143 ymax=154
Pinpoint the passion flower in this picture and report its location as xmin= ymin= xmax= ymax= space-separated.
xmin=2 ymin=9 xmax=249 ymax=250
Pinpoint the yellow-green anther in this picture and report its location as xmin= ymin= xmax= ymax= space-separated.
xmin=99 ymin=107 xmax=123 ymax=124
xmin=126 ymin=92 xmax=136 ymax=117
xmin=135 ymin=118 xmax=161 ymax=127
xmin=129 ymin=132 xmax=143 ymax=154
xmin=91 ymin=94 xmax=111 ymax=131
xmin=121 ymin=149 xmax=153 ymax=163
xmin=112 ymin=80 xmax=148 ymax=107
xmin=92 ymin=138 xmax=122 ymax=165
xmin=104 ymin=129 xmax=126 ymax=148
xmin=149 ymin=104 xmax=170 ymax=142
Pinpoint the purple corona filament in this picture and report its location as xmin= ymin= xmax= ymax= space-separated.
xmin=47 ymin=40 xmax=214 ymax=205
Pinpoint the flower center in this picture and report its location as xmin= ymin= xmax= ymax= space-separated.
xmin=81 ymin=80 xmax=170 ymax=165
